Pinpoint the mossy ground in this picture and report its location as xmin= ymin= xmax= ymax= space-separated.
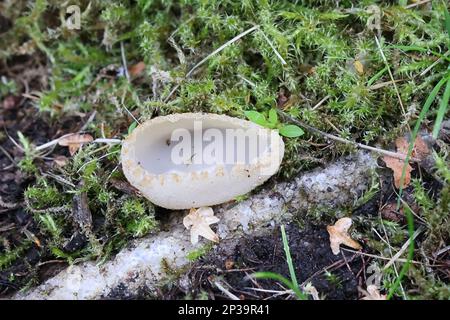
xmin=0 ymin=0 xmax=449 ymax=299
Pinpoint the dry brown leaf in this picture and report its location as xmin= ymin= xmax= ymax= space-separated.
xmin=53 ymin=155 xmax=69 ymax=167
xmin=380 ymin=202 xmax=404 ymax=223
xmin=383 ymin=136 xmax=430 ymax=189
xmin=327 ymin=217 xmax=362 ymax=255
xmin=128 ymin=61 xmax=146 ymax=77
xmin=183 ymin=207 xmax=220 ymax=245
xmin=58 ymin=134 xmax=93 ymax=156
xmin=382 ymin=156 xmax=412 ymax=189
xmin=412 ymin=136 xmax=430 ymax=160
xmin=360 ymin=285 xmax=387 ymax=300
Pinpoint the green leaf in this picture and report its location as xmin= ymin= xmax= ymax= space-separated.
xmin=128 ymin=121 xmax=138 ymax=134
xmin=281 ymin=225 xmax=298 ymax=288
xmin=279 ymin=125 xmax=304 ymax=138
xmin=244 ymin=111 xmax=269 ymax=127
xmin=17 ymin=131 xmax=31 ymax=153
xmin=268 ymin=109 xmax=278 ymax=125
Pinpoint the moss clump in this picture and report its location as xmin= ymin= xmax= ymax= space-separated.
xmin=24 ymin=180 xmax=67 ymax=209
xmin=186 ymin=243 xmax=214 ymax=262
xmin=0 ymin=243 xmax=30 ymax=271
xmin=120 ymin=199 xmax=158 ymax=238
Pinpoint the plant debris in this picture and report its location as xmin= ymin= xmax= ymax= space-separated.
xmin=327 ymin=218 xmax=362 ymax=255
xmin=382 ymin=136 xmax=431 ymax=188
xmin=58 ymin=134 xmax=93 ymax=156
xmin=183 ymin=207 xmax=220 ymax=245
xmin=360 ymin=285 xmax=387 ymax=300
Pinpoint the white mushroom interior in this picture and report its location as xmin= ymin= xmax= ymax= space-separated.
xmin=134 ymin=117 xmax=272 ymax=175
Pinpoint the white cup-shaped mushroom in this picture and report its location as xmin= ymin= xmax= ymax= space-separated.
xmin=121 ymin=113 xmax=284 ymax=209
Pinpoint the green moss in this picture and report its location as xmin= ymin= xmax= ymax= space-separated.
xmin=1 ymin=0 xmax=449 ymax=298
xmin=186 ymin=243 xmax=214 ymax=262
xmin=120 ymin=199 xmax=159 ymax=238
xmin=25 ymin=180 xmax=66 ymax=209
xmin=0 ymin=243 xmax=30 ymax=271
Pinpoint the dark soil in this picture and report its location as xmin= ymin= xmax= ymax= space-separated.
xmin=163 ymin=223 xmax=365 ymax=300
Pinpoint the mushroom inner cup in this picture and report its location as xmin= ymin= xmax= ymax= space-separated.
xmin=134 ymin=118 xmax=273 ymax=175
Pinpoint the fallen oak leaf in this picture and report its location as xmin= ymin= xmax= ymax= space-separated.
xmin=382 ymin=136 xmax=430 ymax=189
xmin=183 ymin=207 xmax=220 ymax=245
xmin=411 ymin=135 xmax=430 ymax=160
xmin=327 ymin=217 xmax=362 ymax=255
xmin=380 ymin=202 xmax=405 ymax=223
xmin=58 ymin=134 xmax=93 ymax=156
xmin=382 ymin=155 xmax=412 ymax=189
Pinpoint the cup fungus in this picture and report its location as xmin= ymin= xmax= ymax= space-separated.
xmin=121 ymin=113 xmax=284 ymax=209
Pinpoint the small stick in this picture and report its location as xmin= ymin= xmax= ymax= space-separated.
xmin=258 ymin=29 xmax=287 ymax=65
xmin=120 ymin=41 xmax=130 ymax=82
xmin=383 ymin=227 xmax=423 ymax=270
xmin=277 ymin=110 xmax=420 ymax=162
xmin=213 ymin=280 xmax=240 ymax=300
xmin=419 ymin=50 xmax=450 ymax=77
xmin=35 ymin=135 xmax=121 ymax=152
xmin=406 ymin=0 xmax=432 ymax=9
xmin=311 ymin=95 xmax=330 ymax=110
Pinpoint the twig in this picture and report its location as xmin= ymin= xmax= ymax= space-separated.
xmin=120 ymin=41 xmax=130 ymax=82
xmin=213 ymin=280 xmax=240 ymax=300
xmin=419 ymin=50 xmax=450 ymax=77
xmin=79 ymin=111 xmax=97 ymax=132
xmin=76 ymin=150 xmax=120 ymax=173
xmin=383 ymin=227 xmax=424 ymax=270
xmin=35 ymin=135 xmax=121 ymax=152
xmin=340 ymin=248 xmax=431 ymax=266
xmin=258 ymin=29 xmax=287 ymax=65
xmin=0 ymin=145 xmax=16 ymax=166
xmin=24 ymin=197 xmax=69 ymax=214
xmin=237 ymin=74 xmax=256 ymax=87
xmin=164 ymin=25 xmax=260 ymax=103
xmin=311 ymin=95 xmax=330 ymax=110
xmin=277 ymin=110 xmax=420 ymax=162
xmin=406 ymin=0 xmax=432 ymax=9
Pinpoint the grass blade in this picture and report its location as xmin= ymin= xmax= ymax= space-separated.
xmin=444 ymin=1 xmax=450 ymax=40
xmin=397 ymin=76 xmax=448 ymax=201
xmin=280 ymin=225 xmax=298 ymax=288
xmin=252 ymin=272 xmax=306 ymax=300
xmin=391 ymin=75 xmax=449 ymax=299
xmin=432 ymin=79 xmax=450 ymax=138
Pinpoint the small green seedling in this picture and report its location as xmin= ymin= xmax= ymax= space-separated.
xmin=245 ymin=109 xmax=304 ymax=138
xmin=17 ymin=131 xmax=38 ymax=174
